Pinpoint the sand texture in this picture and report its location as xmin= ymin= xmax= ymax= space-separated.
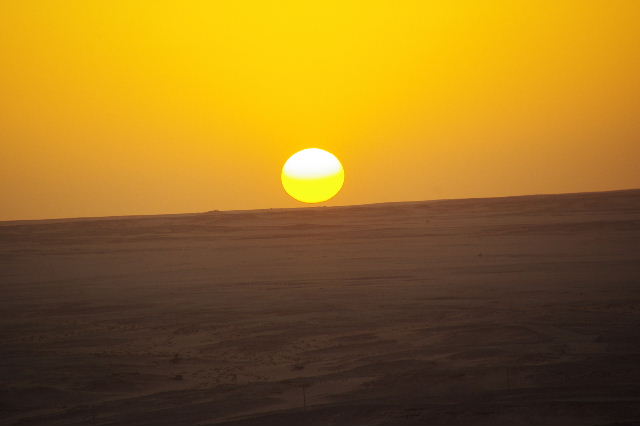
xmin=1 ymin=190 xmax=640 ymax=425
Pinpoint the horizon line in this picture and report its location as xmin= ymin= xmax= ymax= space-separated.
xmin=2 ymin=186 xmax=639 ymax=225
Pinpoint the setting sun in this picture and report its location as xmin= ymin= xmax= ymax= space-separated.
xmin=281 ymin=148 xmax=344 ymax=203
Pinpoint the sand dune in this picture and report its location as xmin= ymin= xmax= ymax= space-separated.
xmin=1 ymin=190 xmax=639 ymax=425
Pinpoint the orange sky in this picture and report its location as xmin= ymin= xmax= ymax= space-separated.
xmin=1 ymin=1 xmax=639 ymax=220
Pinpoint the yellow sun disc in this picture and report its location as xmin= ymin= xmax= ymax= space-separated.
xmin=281 ymin=148 xmax=344 ymax=203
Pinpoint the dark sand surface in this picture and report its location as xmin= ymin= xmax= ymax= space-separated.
xmin=1 ymin=190 xmax=640 ymax=425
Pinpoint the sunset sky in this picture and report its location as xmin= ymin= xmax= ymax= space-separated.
xmin=1 ymin=1 xmax=639 ymax=220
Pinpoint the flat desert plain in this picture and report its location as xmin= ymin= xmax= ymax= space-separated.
xmin=1 ymin=190 xmax=640 ymax=426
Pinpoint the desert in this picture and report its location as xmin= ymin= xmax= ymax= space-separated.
xmin=1 ymin=189 xmax=639 ymax=425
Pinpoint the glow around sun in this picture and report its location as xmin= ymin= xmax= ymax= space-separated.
xmin=281 ymin=148 xmax=344 ymax=203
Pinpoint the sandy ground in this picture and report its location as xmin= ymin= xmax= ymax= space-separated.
xmin=1 ymin=189 xmax=639 ymax=426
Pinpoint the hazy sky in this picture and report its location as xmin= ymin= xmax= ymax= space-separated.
xmin=1 ymin=1 xmax=639 ymax=220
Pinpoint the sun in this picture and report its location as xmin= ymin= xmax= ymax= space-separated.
xmin=281 ymin=148 xmax=345 ymax=203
